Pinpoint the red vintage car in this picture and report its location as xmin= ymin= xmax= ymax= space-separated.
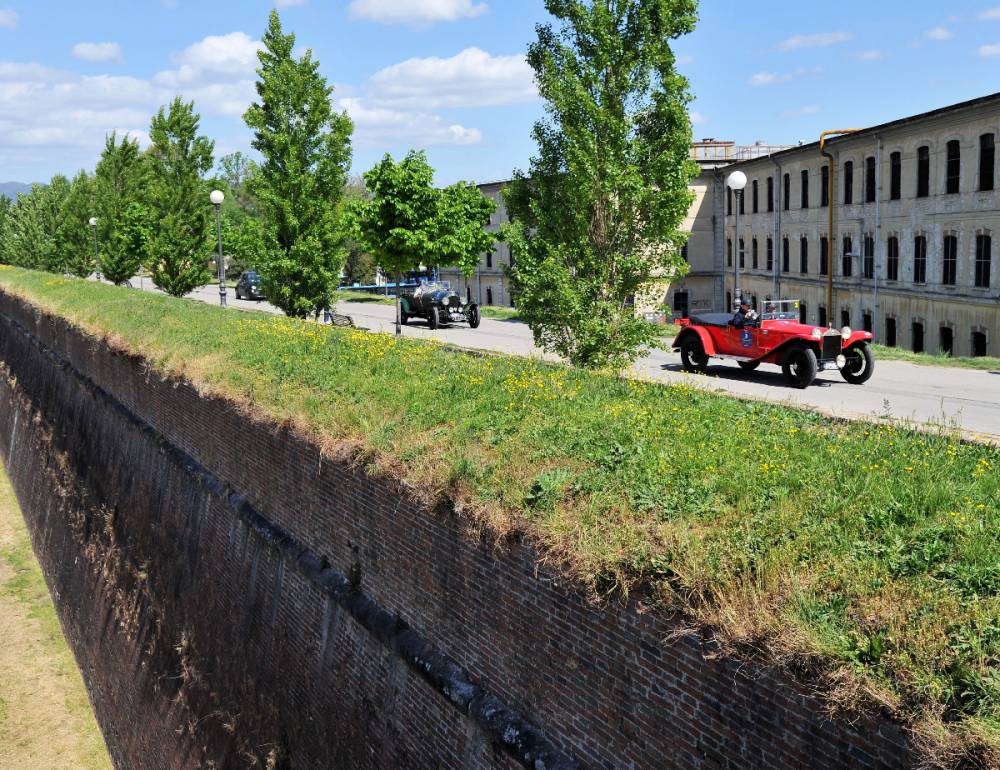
xmin=671 ymin=301 xmax=875 ymax=388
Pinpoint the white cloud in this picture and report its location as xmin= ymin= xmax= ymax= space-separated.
xmin=155 ymin=32 xmax=261 ymax=87
xmin=980 ymin=7 xmax=1000 ymax=19
xmin=338 ymin=97 xmax=481 ymax=147
xmin=689 ymin=110 xmax=705 ymax=125
xmin=776 ymin=31 xmax=851 ymax=51
xmin=749 ymin=71 xmax=791 ymax=87
xmin=780 ymin=105 xmax=821 ymax=118
xmin=367 ymin=48 xmax=535 ymax=108
xmin=925 ymin=26 xmax=953 ymax=40
xmin=72 ymin=42 xmax=124 ymax=64
xmin=348 ymin=0 xmax=488 ymax=25
xmin=854 ymin=50 xmax=884 ymax=61
xmin=979 ymin=43 xmax=1000 ymax=56
xmin=0 ymin=9 xmax=17 ymax=29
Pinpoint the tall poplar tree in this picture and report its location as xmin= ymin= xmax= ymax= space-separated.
xmin=244 ymin=10 xmax=354 ymax=318
xmin=505 ymin=0 xmax=700 ymax=370
xmin=147 ymin=98 xmax=215 ymax=297
xmin=94 ymin=133 xmax=149 ymax=284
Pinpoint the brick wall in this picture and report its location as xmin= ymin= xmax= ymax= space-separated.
xmin=0 ymin=291 xmax=917 ymax=769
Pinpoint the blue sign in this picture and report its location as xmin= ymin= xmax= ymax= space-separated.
xmin=741 ymin=329 xmax=753 ymax=348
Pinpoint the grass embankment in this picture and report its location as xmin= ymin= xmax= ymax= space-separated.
xmin=0 ymin=464 xmax=111 ymax=769
xmin=479 ymin=306 xmax=522 ymax=321
xmin=0 ymin=267 xmax=996 ymax=764
xmin=872 ymin=345 xmax=1000 ymax=372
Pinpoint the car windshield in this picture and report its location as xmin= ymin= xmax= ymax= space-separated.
xmin=760 ymin=300 xmax=801 ymax=321
xmin=245 ymin=272 xmax=259 ymax=281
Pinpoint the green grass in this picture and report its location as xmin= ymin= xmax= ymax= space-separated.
xmin=332 ymin=289 xmax=396 ymax=305
xmin=872 ymin=344 xmax=1000 ymax=371
xmin=0 ymin=267 xmax=997 ymax=765
xmin=479 ymin=306 xmax=522 ymax=321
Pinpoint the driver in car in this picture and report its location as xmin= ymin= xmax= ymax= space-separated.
xmin=732 ymin=299 xmax=759 ymax=328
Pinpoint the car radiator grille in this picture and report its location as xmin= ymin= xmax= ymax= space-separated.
xmin=821 ymin=334 xmax=843 ymax=360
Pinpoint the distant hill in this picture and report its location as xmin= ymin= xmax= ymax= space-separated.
xmin=0 ymin=182 xmax=31 ymax=200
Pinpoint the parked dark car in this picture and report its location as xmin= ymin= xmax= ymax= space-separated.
xmin=235 ymin=271 xmax=264 ymax=301
xmin=399 ymin=282 xmax=480 ymax=329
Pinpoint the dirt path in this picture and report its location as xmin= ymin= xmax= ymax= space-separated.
xmin=0 ymin=465 xmax=112 ymax=770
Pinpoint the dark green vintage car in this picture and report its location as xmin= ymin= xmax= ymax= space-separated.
xmin=399 ymin=282 xmax=481 ymax=330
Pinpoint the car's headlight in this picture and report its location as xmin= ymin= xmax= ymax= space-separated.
xmin=811 ymin=327 xmax=822 ymax=338
xmin=841 ymin=326 xmax=852 ymax=340
xmin=836 ymin=354 xmax=847 ymax=368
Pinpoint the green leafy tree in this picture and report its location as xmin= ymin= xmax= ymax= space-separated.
xmin=244 ymin=10 xmax=354 ymax=318
xmin=351 ymin=150 xmax=495 ymax=334
xmin=56 ymin=171 xmax=97 ymax=278
xmin=147 ymin=98 xmax=215 ymax=296
xmin=94 ymin=133 xmax=151 ymax=284
xmin=504 ymin=0 xmax=699 ymax=370
xmin=1 ymin=179 xmax=70 ymax=271
xmin=217 ymin=151 xmax=257 ymax=213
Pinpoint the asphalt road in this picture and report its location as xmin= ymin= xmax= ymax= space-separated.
xmin=168 ymin=283 xmax=1000 ymax=442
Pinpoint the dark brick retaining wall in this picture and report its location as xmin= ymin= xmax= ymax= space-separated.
xmin=0 ymin=290 xmax=916 ymax=769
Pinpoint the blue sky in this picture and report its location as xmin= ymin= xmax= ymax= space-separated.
xmin=1 ymin=0 xmax=999 ymax=185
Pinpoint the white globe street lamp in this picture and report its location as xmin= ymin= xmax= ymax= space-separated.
xmin=88 ymin=217 xmax=100 ymax=281
xmin=210 ymin=190 xmax=226 ymax=307
xmin=727 ymin=171 xmax=748 ymax=307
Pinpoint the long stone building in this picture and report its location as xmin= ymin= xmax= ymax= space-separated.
xmin=671 ymin=93 xmax=1000 ymax=357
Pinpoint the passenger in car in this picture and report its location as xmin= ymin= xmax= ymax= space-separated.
xmin=732 ymin=299 xmax=758 ymax=328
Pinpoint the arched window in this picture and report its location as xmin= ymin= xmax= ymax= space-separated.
xmin=913 ymin=235 xmax=927 ymax=283
xmin=842 ymin=236 xmax=853 ymax=277
xmin=752 ymin=179 xmax=759 ymax=213
xmin=843 ymin=161 xmax=854 ymax=204
xmin=739 ymin=238 xmax=745 ymax=268
xmin=887 ymin=236 xmax=899 ymax=281
xmin=863 ymin=234 xmax=875 ymax=279
xmin=752 ymin=237 xmax=759 ymax=269
xmin=946 ymin=140 xmax=960 ymax=194
xmin=782 ymin=237 xmax=789 ymax=272
xmin=890 ymin=151 xmax=902 ymax=200
xmin=727 ymin=187 xmax=732 ymax=215
xmin=865 ymin=156 xmax=876 ymax=202
xmin=766 ymin=176 xmax=774 ymax=211
xmin=980 ymin=134 xmax=995 ymax=191
xmin=766 ymin=237 xmax=774 ymax=271
xmin=975 ymin=232 xmax=992 ymax=288
xmin=727 ymin=238 xmax=733 ymax=267
xmin=800 ymin=236 xmax=808 ymax=273
xmin=799 ymin=302 xmax=807 ymax=324
xmin=783 ymin=173 xmax=790 ymax=211
xmin=917 ymin=146 xmax=930 ymax=198
xmin=800 ymin=169 xmax=809 ymax=208
xmin=821 ymin=165 xmax=829 ymax=207
xmin=942 ymin=234 xmax=957 ymax=285
xmin=486 ymin=286 xmax=493 ymax=305
xmin=820 ymin=236 xmax=829 ymax=275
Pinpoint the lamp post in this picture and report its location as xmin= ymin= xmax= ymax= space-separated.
xmin=88 ymin=217 xmax=100 ymax=281
xmin=210 ymin=190 xmax=226 ymax=307
xmin=726 ymin=170 xmax=747 ymax=308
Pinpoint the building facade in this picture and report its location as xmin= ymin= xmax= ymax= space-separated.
xmin=671 ymin=94 xmax=1000 ymax=357
xmin=437 ymin=181 xmax=515 ymax=307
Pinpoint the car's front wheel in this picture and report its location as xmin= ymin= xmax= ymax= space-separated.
xmin=428 ymin=306 xmax=440 ymax=330
xmin=680 ymin=335 xmax=709 ymax=372
xmin=467 ymin=304 xmax=481 ymax=329
xmin=841 ymin=344 xmax=875 ymax=384
xmin=782 ymin=345 xmax=818 ymax=388
xmin=737 ymin=361 xmax=760 ymax=371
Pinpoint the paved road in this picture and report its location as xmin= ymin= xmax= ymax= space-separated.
xmin=170 ymin=283 xmax=1000 ymax=441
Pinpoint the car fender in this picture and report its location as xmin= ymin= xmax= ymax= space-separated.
xmin=758 ymin=336 xmax=819 ymax=365
xmin=400 ymin=297 xmax=412 ymax=314
xmin=672 ymin=325 xmax=718 ymax=356
xmin=844 ymin=331 xmax=873 ymax=350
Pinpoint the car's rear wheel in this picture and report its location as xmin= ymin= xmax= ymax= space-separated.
xmin=737 ymin=361 xmax=760 ymax=371
xmin=428 ymin=306 xmax=440 ymax=330
xmin=841 ymin=343 xmax=875 ymax=384
xmin=467 ymin=304 xmax=481 ymax=329
xmin=680 ymin=335 xmax=709 ymax=372
xmin=782 ymin=346 xmax=818 ymax=388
